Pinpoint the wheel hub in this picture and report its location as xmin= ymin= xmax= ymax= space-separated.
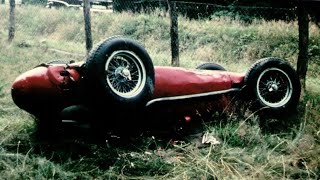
xmin=105 ymin=50 xmax=147 ymax=98
xmin=256 ymin=67 xmax=293 ymax=108
xmin=122 ymin=68 xmax=132 ymax=80
xmin=115 ymin=67 xmax=132 ymax=81
xmin=268 ymin=83 xmax=279 ymax=92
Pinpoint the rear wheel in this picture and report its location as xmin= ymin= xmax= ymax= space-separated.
xmin=244 ymin=57 xmax=301 ymax=118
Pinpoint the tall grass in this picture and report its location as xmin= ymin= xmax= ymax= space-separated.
xmin=1 ymin=5 xmax=319 ymax=69
xmin=0 ymin=5 xmax=319 ymax=179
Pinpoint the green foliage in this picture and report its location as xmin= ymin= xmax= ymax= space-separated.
xmin=120 ymin=13 xmax=169 ymax=40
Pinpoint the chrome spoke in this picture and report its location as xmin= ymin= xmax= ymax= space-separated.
xmin=105 ymin=50 xmax=146 ymax=98
xmin=257 ymin=68 xmax=292 ymax=107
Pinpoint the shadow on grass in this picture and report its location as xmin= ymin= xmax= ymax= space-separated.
xmin=22 ymin=98 xmax=305 ymax=172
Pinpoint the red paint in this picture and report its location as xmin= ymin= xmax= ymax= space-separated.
xmin=12 ymin=65 xmax=81 ymax=95
xmin=12 ymin=66 xmax=58 ymax=95
xmin=152 ymin=66 xmax=244 ymax=98
xmin=184 ymin=116 xmax=191 ymax=122
xmin=11 ymin=65 xmax=81 ymax=114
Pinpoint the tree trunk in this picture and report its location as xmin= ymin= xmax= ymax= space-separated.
xmin=297 ymin=3 xmax=309 ymax=95
xmin=83 ymin=0 xmax=93 ymax=56
xmin=168 ymin=1 xmax=179 ymax=67
xmin=8 ymin=0 xmax=15 ymax=43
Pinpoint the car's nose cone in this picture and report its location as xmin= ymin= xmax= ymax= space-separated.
xmin=11 ymin=67 xmax=58 ymax=114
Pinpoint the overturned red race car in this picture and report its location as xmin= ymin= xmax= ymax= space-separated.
xmin=11 ymin=36 xmax=301 ymax=137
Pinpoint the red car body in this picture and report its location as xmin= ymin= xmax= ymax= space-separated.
xmin=11 ymin=61 xmax=244 ymax=119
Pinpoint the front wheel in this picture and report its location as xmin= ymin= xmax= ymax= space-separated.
xmin=244 ymin=57 xmax=301 ymax=118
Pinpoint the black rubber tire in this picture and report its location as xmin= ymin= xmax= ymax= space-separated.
xmin=244 ymin=57 xmax=301 ymax=118
xmin=196 ymin=63 xmax=226 ymax=71
xmin=84 ymin=37 xmax=155 ymax=108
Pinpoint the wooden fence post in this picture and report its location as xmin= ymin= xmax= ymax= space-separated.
xmin=83 ymin=0 xmax=93 ymax=56
xmin=8 ymin=0 xmax=15 ymax=43
xmin=168 ymin=0 xmax=179 ymax=67
xmin=297 ymin=2 xmax=309 ymax=94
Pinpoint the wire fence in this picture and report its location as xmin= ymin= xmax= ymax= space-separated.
xmin=109 ymin=0 xmax=302 ymax=66
xmin=112 ymin=0 xmax=298 ymax=22
xmin=1 ymin=0 xmax=318 ymax=76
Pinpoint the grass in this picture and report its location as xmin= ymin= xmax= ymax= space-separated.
xmin=0 ymin=4 xmax=319 ymax=179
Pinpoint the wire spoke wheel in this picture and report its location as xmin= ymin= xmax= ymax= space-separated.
xmin=244 ymin=57 xmax=301 ymax=118
xmin=257 ymin=68 xmax=292 ymax=108
xmin=105 ymin=50 xmax=146 ymax=98
xmin=85 ymin=36 xmax=155 ymax=109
